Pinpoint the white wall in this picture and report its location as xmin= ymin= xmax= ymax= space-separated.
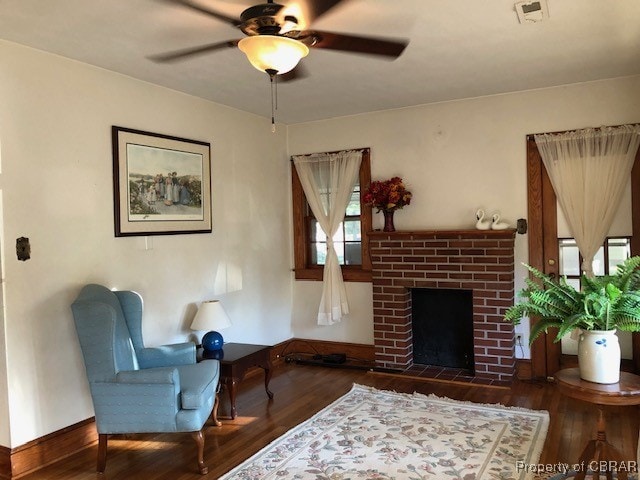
xmin=0 ymin=40 xmax=293 ymax=448
xmin=287 ymin=75 xmax=640 ymax=359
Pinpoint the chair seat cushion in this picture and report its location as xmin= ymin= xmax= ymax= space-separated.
xmin=177 ymin=361 xmax=220 ymax=410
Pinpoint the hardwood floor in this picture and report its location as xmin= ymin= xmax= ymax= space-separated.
xmin=22 ymin=363 xmax=640 ymax=479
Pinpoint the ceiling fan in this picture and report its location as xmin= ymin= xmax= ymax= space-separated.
xmin=151 ymin=0 xmax=409 ymax=79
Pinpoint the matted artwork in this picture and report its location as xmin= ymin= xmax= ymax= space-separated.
xmin=112 ymin=126 xmax=212 ymax=237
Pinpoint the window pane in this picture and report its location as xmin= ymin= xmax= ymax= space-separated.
xmin=313 ymin=242 xmax=327 ymax=265
xmin=311 ymin=220 xmax=324 ymax=242
xmin=345 ymin=242 xmax=362 ymax=265
xmin=345 ymin=191 xmax=361 ymax=216
xmin=592 ymin=247 xmax=605 ymax=276
xmin=344 ymin=220 xmax=361 ymax=241
xmin=565 ymin=277 xmax=581 ymax=291
xmin=608 ymin=238 xmax=631 ymax=273
xmin=559 ymin=239 xmax=580 ymax=276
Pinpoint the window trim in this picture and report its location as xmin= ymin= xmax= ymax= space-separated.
xmin=291 ymin=148 xmax=372 ymax=282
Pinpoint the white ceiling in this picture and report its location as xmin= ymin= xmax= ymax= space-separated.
xmin=0 ymin=0 xmax=639 ymax=124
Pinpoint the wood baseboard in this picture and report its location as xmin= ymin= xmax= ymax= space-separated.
xmin=0 ymin=418 xmax=97 ymax=479
xmin=0 ymin=446 xmax=10 ymax=480
xmin=270 ymin=338 xmax=375 ymax=365
xmin=516 ymin=359 xmax=533 ymax=380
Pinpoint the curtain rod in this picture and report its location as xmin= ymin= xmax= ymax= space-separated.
xmin=526 ymin=123 xmax=640 ymax=141
xmin=289 ymin=147 xmax=369 ymax=161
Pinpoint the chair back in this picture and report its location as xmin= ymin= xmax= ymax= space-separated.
xmin=114 ymin=290 xmax=146 ymax=354
xmin=71 ymin=284 xmax=139 ymax=383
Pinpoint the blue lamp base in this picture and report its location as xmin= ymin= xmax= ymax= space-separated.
xmin=202 ymin=330 xmax=224 ymax=352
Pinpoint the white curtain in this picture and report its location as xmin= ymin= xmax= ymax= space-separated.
xmin=535 ymin=125 xmax=640 ymax=276
xmin=293 ymin=150 xmax=362 ymax=325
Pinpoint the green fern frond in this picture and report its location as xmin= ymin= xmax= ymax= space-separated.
xmin=614 ymin=316 xmax=640 ymax=332
xmin=529 ymin=320 xmax=562 ymax=343
xmin=562 ymin=312 xmax=596 ymax=332
xmin=619 ymin=291 xmax=640 ymax=305
xmin=527 ymin=290 xmax=573 ymax=317
xmin=504 ymin=304 xmax=527 ymax=324
xmin=581 ymin=274 xmax=604 ymax=293
xmin=556 ymin=321 xmax=586 ymax=342
xmin=607 ymin=257 xmax=640 ymax=292
xmin=523 ymin=264 xmax=559 ymax=289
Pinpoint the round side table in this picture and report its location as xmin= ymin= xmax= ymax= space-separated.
xmin=555 ymin=368 xmax=640 ymax=480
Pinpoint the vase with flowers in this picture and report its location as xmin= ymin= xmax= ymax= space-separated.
xmin=363 ymin=177 xmax=412 ymax=232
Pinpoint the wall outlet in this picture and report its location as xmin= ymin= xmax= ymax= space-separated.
xmin=516 ymin=334 xmax=522 ymax=344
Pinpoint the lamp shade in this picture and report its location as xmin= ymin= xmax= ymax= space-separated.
xmin=238 ymin=35 xmax=309 ymax=74
xmin=190 ymin=300 xmax=232 ymax=332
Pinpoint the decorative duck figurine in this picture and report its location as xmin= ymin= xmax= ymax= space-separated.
xmin=475 ymin=209 xmax=491 ymax=230
xmin=491 ymin=213 xmax=510 ymax=230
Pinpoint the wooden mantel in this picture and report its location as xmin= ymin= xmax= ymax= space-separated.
xmin=369 ymin=229 xmax=517 ymax=238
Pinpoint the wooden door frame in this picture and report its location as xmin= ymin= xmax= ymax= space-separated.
xmin=631 ymin=151 xmax=640 ymax=371
xmin=526 ymin=134 xmax=640 ymax=378
xmin=526 ymin=135 xmax=560 ymax=378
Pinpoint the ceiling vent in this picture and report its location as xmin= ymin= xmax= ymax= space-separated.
xmin=515 ymin=0 xmax=549 ymax=24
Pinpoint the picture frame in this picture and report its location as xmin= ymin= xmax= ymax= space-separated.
xmin=112 ymin=126 xmax=212 ymax=237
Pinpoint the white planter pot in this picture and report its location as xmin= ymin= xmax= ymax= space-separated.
xmin=577 ymin=329 xmax=621 ymax=384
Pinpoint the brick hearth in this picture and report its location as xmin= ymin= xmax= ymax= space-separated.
xmin=369 ymin=229 xmax=516 ymax=384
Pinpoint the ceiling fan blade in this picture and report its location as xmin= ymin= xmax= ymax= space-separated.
xmin=148 ymin=40 xmax=240 ymax=63
xmin=301 ymin=30 xmax=408 ymax=58
xmin=278 ymin=63 xmax=309 ymax=82
xmin=160 ymin=0 xmax=242 ymax=27
xmin=298 ymin=0 xmax=346 ymax=24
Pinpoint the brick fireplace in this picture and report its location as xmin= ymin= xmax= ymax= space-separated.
xmin=369 ymin=229 xmax=516 ymax=384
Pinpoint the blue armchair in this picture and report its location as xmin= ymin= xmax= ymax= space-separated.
xmin=71 ymin=284 xmax=220 ymax=475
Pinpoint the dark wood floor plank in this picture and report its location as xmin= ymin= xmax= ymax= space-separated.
xmin=19 ymin=364 xmax=640 ymax=479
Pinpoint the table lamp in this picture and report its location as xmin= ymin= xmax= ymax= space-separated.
xmin=190 ymin=300 xmax=232 ymax=355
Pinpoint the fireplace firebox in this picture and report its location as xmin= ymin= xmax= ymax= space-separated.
xmin=411 ymin=288 xmax=474 ymax=371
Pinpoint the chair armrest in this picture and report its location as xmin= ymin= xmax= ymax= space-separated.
xmin=136 ymin=342 xmax=196 ymax=369
xmin=90 ymin=378 xmax=182 ymax=434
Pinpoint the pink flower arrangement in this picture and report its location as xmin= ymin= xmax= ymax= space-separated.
xmin=363 ymin=177 xmax=412 ymax=212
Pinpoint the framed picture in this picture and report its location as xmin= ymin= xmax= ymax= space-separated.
xmin=112 ymin=126 xmax=212 ymax=237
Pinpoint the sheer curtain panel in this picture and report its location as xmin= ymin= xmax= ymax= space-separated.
xmin=535 ymin=125 xmax=640 ymax=276
xmin=293 ymin=150 xmax=362 ymax=325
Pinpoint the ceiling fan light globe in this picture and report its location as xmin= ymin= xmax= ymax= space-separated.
xmin=238 ymin=35 xmax=309 ymax=75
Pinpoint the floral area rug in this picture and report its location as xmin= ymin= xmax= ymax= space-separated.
xmin=219 ymin=383 xmax=549 ymax=480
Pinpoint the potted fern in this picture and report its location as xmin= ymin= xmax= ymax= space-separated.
xmin=505 ymin=256 xmax=640 ymax=384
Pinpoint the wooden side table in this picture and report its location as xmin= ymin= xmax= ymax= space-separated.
xmin=555 ymin=368 xmax=640 ymax=480
xmin=203 ymin=343 xmax=274 ymax=419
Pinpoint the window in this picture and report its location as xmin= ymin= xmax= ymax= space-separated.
xmin=291 ymin=148 xmax=372 ymax=282
xmin=559 ymin=237 xmax=631 ymax=289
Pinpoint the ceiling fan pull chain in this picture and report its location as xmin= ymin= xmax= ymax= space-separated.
xmin=268 ymin=70 xmax=277 ymax=133
xmin=275 ymin=72 xmax=279 ymax=111
xmin=269 ymin=71 xmax=276 ymax=133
